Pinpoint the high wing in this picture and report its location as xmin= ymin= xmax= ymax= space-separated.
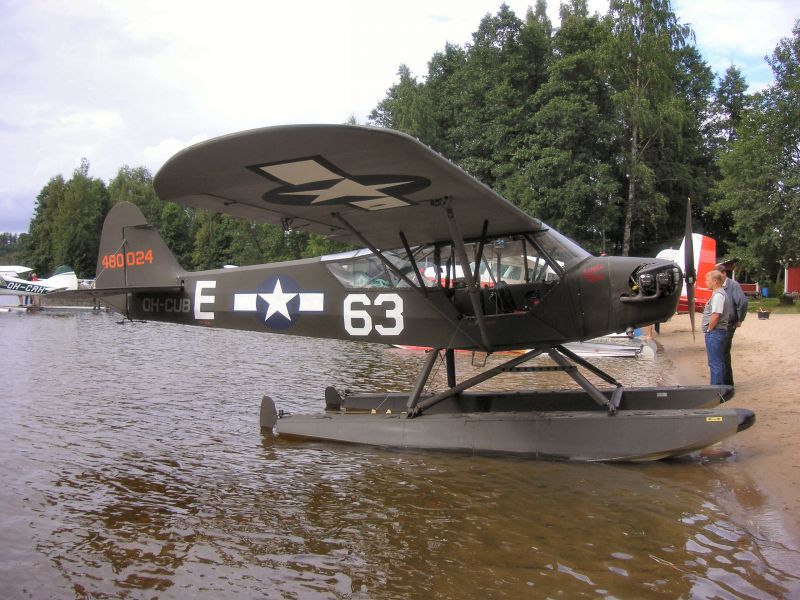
xmin=153 ymin=125 xmax=542 ymax=249
xmin=0 ymin=266 xmax=33 ymax=278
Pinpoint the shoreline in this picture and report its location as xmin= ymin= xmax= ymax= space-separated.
xmin=657 ymin=314 xmax=800 ymax=543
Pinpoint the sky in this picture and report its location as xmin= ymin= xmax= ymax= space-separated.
xmin=1 ymin=0 xmax=797 ymax=234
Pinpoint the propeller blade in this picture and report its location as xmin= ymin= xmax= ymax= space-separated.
xmin=684 ymin=198 xmax=696 ymax=340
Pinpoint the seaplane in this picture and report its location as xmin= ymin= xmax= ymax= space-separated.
xmin=91 ymin=125 xmax=754 ymax=461
xmin=0 ymin=265 xmax=80 ymax=297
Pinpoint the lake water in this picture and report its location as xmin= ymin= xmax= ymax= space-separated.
xmin=1 ymin=309 xmax=798 ymax=598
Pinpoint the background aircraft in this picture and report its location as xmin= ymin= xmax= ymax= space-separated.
xmin=656 ymin=233 xmax=716 ymax=313
xmin=0 ymin=265 xmax=79 ymax=297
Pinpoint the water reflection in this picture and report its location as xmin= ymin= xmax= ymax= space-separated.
xmin=1 ymin=311 xmax=798 ymax=598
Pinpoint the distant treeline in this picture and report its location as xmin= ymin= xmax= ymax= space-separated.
xmin=8 ymin=162 xmax=349 ymax=278
xmin=5 ymin=1 xmax=799 ymax=284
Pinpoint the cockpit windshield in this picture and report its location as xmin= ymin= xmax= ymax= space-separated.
xmin=529 ymin=225 xmax=591 ymax=273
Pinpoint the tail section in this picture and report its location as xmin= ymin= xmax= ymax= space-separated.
xmin=47 ymin=266 xmax=79 ymax=292
xmin=96 ymin=202 xmax=186 ymax=290
xmin=656 ymin=234 xmax=716 ymax=313
xmin=694 ymin=234 xmax=717 ymax=308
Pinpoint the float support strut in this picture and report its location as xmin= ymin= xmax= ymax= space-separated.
xmin=409 ymin=350 xmax=544 ymax=417
xmin=406 ymin=348 xmax=441 ymax=412
xmin=547 ymin=349 xmax=617 ymax=413
xmin=445 ymin=349 xmax=456 ymax=388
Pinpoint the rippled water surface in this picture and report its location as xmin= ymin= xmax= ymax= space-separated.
xmin=1 ymin=310 xmax=798 ymax=598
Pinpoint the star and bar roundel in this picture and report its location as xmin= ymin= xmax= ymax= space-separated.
xmin=233 ymin=275 xmax=323 ymax=330
xmin=248 ymin=156 xmax=430 ymax=212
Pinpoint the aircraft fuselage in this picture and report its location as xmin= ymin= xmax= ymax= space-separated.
xmin=108 ymin=251 xmax=680 ymax=352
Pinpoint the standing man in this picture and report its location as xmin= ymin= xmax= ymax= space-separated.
xmin=702 ymin=270 xmax=729 ymax=385
xmin=716 ymin=260 xmax=748 ymax=387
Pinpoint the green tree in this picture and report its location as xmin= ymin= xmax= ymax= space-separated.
xmin=450 ymin=4 xmax=552 ymax=188
xmin=24 ymin=175 xmax=66 ymax=274
xmin=370 ymin=3 xmax=554 ymax=195
xmin=369 ymin=64 xmax=436 ymax=141
xmin=191 ymin=211 xmax=237 ymax=270
xmin=605 ymin=0 xmax=692 ymax=255
xmin=228 ymin=221 xmax=305 ymax=265
xmin=509 ymin=0 xmax=621 ymax=252
xmin=108 ymin=166 xmax=163 ymax=229
xmin=0 ymin=232 xmax=20 ymax=263
xmin=52 ymin=159 xmax=110 ymax=277
xmin=712 ymin=65 xmax=749 ymax=145
xmin=302 ymin=233 xmax=352 ymax=258
xmin=715 ymin=20 xmax=800 ymax=282
xmin=645 ymin=43 xmax=716 ymax=254
xmin=159 ymin=202 xmax=194 ymax=268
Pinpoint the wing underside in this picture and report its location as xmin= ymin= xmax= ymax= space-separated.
xmin=153 ymin=125 xmax=541 ymax=249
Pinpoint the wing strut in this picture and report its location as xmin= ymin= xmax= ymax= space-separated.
xmin=443 ymin=203 xmax=492 ymax=352
xmin=333 ymin=213 xmax=421 ymax=291
xmin=398 ymin=230 xmax=425 ymax=289
xmin=472 ymin=220 xmax=489 ymax=283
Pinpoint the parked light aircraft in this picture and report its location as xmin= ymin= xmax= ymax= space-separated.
xmin=91 ymin=125 xmax=753 ymax=461
xmin=0 ymin=265 xmax=79 ymax=296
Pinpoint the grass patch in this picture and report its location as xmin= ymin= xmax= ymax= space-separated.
xmin=748 ymin=296 xmax=800 ymax=314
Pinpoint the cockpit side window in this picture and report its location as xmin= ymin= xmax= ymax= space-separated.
xmin=321 ymin=229 xmax=587 ymax=290
xmin=323 ymin=249 xmax=431 ymax=289
xmin=325 ymin=254 xmax=393 ymax=288
xmin=478 ymin=238 xmax=561 ymax=285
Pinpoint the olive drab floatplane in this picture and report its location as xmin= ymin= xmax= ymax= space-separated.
xmin=93 ymin=125 xmax=754 ymax=461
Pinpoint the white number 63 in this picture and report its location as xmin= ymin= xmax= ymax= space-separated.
xmin=344 ymin=293 xmax=404 ymax=336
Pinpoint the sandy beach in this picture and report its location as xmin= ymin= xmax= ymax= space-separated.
xmin=657 ymin=313 xmax=800 ymax=542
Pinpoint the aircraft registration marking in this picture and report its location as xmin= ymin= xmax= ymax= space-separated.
xmin=142 ymin=297 xmax=191 ymax=313
xmin=101 ymin=249 xmax=153 ymax=270
xmin=1 ymin=281 xmax=48 ymax=294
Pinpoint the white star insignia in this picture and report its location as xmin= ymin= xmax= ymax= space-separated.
xmin=281 ymin=178 xmax=412 ymax=204
xmin=259 ymin=279 xmax=297 ymax=322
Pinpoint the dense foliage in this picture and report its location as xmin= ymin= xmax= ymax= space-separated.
xmin=5 ymin=2 xmax=798 ymax=286
xmin=7 ymin=163 xmax=349 ymax=278
xmin=370 ymin=2 xmax=799 ymax=283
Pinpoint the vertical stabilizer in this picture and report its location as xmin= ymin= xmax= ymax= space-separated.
xmin=95 ymin=202 xmax=186 ymax=290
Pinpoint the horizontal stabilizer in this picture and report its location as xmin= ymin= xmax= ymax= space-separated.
xmin=86 ymin=285 xmax=184 ymax=296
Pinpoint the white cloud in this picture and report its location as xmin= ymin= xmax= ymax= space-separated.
xmin=141 ymin=135 xmax=209 ymax=167
xmin=674 ymin=0 xmax=797 ymax=88
xmin=57 ymin=110 xmax=125 ymax=132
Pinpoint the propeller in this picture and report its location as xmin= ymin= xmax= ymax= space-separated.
xmin=684 ymin=197 xmax=696 ymax=341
